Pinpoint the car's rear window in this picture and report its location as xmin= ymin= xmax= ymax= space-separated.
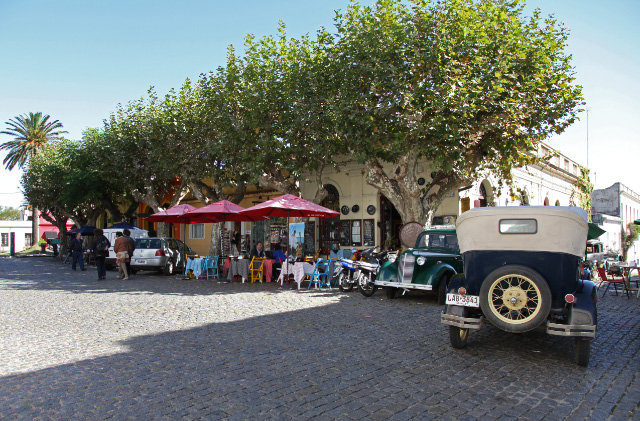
xmin=135 ymin=239 xmax=162 ymax=249
xmin=499 ymin=219 xmax=537 ymax=234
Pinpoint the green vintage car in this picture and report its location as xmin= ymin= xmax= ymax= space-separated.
xmin=375 ymin=227 xmax=462 ymax=304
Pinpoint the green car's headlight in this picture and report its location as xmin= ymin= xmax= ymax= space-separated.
xmin=388 ymin=254 xmax=397 ymax=263
xmin=416 ymin=256 xmax=426 ymax=266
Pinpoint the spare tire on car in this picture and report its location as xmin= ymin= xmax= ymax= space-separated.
xmin=479 ymin=265 xmax=551 ymax=333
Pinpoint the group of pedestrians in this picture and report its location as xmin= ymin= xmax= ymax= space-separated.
xmin=73 ymin=229 xmax=136 ymax=281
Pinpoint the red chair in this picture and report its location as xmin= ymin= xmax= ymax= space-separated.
xmin=597 ymin=267 xmax=629 ymax=298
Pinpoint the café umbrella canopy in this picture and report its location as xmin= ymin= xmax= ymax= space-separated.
xmin=634 ymin=219 xmax=640 ymax=225
xmin=67 ymin=225 xmax=96 ymax=236
xmin=185 ymin=200 xmax=267 ymax=256
xmin=107 ymin=221 xmax=145 ymax=230
xmin=185 ymin=200 xmax=266 ymax=223
xmin=239 ymin=194 xmax=340 ymax=255
xmin=146 ymin=204 xmax=207 ymax=264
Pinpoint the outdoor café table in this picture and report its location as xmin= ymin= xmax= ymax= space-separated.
xmin=185 ymin=257 xmax=205 ymax=279
xmin=263 ymin=259 xmax=276 ymax=282
xmin=278 ymin=260 xmax=314 ymax=290
xmin=619 ymin=264 xmax=640 ymax=298
xmin=226 ymin=258 xmax=249 ymax=283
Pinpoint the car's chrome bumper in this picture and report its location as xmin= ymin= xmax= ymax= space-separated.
xmin=374 ymin=280 xmax=433 ymax=291
xmin=131 ymin=256 xmax=168 ymax=269
xmin=440 ymin=312 xmax=484 ymax=330
xmin=546 ymin=322 xmax=596 ymax=338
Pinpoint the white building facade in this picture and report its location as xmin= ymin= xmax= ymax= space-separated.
xmin=0 ymin=220 xmax=33 ymax=252
xmin=299 ymin=142 xmax=583 ymax=251
xmin=592 ymin=182 xmax=640 ymax=262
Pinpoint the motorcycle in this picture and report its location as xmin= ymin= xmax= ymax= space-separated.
xmin=336 ymin=257 xmax=359 ymax=292
xmin=355 ymin=248 xmax=398 ymax=297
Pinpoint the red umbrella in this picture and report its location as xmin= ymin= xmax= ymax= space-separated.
xmin=239 ymin=194 xmax=340 ymax=219
xmin=185 ymin=200 xmax=266 ymax=223
xmin=239 ymin=194 xmax=339 ymax=260
xmin=145 ymin=204 xmax=202 ymax=224
xmin=145 ymin=204 xmax=206 ymax=265
xmin=185 ymin=200 xmax=267 ymax=257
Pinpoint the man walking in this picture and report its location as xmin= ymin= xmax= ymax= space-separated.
xmin=123 ymin=229 xmax=136 ymax=278
xmin=92 ymin=229 xmax=110 ymax=280
xmin=70 ymin=232 xmax=86 ymax=271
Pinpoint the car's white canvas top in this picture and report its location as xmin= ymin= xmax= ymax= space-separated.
xmin=456 ymin=206 xmax=588 ymax=257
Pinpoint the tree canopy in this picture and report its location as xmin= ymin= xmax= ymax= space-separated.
xmin=18 ymin=0 xmax=585 ymax=231
xmin=0 ymin=206 xmax=21 ymax=221
xmin=0 ymin=112 xmax=67 ymax=170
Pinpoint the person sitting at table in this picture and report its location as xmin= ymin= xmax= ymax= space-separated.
xmin=249 ymin=241 xmax=265 ymax=259
xmin=271 ymin=243 xmax=287 ymax=282
xmin=272 ymin=243 xmax=287 ymax=263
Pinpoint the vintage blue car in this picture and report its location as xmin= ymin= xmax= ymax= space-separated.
xmin=441 ymin=206 xmax=597 ymax=366
xmin=374 ymin=227 xmax=462 ymax=303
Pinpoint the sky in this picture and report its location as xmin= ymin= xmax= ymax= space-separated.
xmin=0 ymin=0 xmax=638 ymax=208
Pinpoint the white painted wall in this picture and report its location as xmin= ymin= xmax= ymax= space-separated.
xmin=0 ymin=221 xmax=33 ymax=252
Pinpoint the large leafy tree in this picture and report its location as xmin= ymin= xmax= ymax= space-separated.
xmin=102 ymin=84 xmax=209 ymax=236
xmin=0 ymin=206 xmax=20 ymax=221
xmin=21 ymin=140 xmax=73 ymax=255
xmin=0 ymin=112 xmax=67 ymax=170
xmin=200 ymin=25 xmax=345 ymax=203
xmin=332 ymin=0 xmax=584 ymax=224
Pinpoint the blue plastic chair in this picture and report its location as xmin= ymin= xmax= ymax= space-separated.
xmin=326 ymin=257 xmax=340 ymax=287
xmin=204 ymin=256 xmax=220 ymax=279
xmin=306 ymin=259 xmax=331 ymax=289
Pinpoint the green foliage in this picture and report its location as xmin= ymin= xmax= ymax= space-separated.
xmin=0 ymin=112 xmax=67 ymax=170
xmin=622 ymin=223 xmax=640 ymax=261
xmin=0 ymin=206 xmax=20 ymax=220
xmin=570 ymin=165 xmax=593 ymax=220
xmin=17 ymin=0 xmax=585 ymax=228
xmin=330 ymin=0 xmax=583 ymax=223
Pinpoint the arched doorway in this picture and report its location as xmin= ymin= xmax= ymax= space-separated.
xmin=474 ymin=180 xmax=493 ymax=207
xmin=319 ymin=184 xmax=341 ymax=252
xmin=380 ymin=196 xmax=402 ymax=249
xmin=544 ymin=197 xmax=550 ymax=206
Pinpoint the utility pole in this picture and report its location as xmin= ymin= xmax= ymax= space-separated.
xmin=586 ymin=108 xmax=590 ymax=168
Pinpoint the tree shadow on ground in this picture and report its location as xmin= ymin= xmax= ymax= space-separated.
xmin=0 ymin=280 xmax=638 ymax=419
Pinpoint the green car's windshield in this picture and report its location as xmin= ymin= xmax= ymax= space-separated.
xmin=417 ymin=233 xmax=458 ymax=250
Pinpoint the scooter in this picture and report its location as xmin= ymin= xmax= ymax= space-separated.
xmin=356 ymin=248 xmax=398 ymax=297
xmin=335 ymin=249 xmax=359 ymax=292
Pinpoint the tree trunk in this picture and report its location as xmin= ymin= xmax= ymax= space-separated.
xmin=209 ymin=223 xmax=222 ymax=256
xmin=157 ymin=222 xmax=170 ymax=237
xmin=365 ymin=153 xmax=426 ymax=224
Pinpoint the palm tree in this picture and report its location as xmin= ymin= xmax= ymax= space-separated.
xmin=0 ymin=112 xmax=67 ymax=170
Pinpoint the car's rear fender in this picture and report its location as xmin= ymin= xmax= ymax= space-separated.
xmin=570 ymin=280 xmax=597 ymax=326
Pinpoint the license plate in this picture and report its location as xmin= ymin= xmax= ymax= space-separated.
xmin=446 ymin=293 xmax=479 ymax=307
xmin=136 ymin=260 xmax=146 ymax=265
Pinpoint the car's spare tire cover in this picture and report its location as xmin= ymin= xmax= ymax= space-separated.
xmin=479 ymin=265 xmax=551 ymax=333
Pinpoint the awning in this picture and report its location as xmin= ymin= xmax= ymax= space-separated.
xmin=587 ymin=222 xmax=606 ymax=240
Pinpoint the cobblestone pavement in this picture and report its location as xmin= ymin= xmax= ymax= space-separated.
xmin=0 ymin=256 xmax=639 ymax=420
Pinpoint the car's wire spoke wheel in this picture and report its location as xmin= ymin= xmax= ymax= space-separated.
xmin=480 ymin=265 xmax=551 ymax=333
xmin=488 ymin=274 xmax=542 ymax=323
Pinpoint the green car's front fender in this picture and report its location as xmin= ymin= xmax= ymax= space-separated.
xmin=378 ymin=260 xmax=398 ymax=283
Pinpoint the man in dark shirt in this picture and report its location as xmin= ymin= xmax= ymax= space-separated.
xmin=123 ymin=229 xmax=136 ymax=277
xmin=70 ymin=232 xmax=86 ymax=271
xmin=249 ymin=241 xmax=265 ymax=259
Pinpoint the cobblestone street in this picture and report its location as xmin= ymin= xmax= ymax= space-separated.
xmin=1 ymin=256 xmax=639 ymax=419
